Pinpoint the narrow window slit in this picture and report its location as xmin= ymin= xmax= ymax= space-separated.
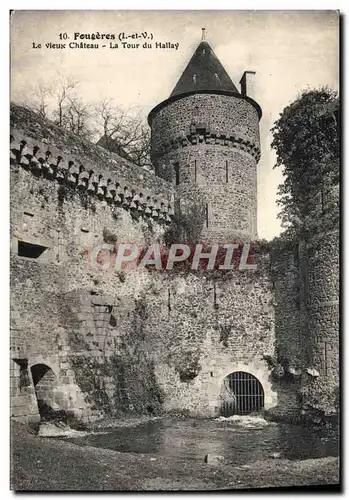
xmin=168 ymin=288 xmax=171 ymax=314
xmin=174 ymin=163 xmax=180 ymax=186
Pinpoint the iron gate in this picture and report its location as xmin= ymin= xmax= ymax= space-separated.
xmin=220 ymin=371 xmax=264 ymax=416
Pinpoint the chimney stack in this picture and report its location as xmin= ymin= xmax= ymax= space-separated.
xmin=240 ymin=71 xmax=256 ymax=100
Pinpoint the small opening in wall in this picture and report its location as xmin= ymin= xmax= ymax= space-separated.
xmin=168 ymin=288 xmax=171 ymax=315
xmin=17 ymin=241 xmax=48 ymax=259
xmin=220 ymin=371 xmax=264 ymax=416
xmin=23 ymin=211 xmax=34 ymax=217
xmin=174 ymin=163 xmax=180 ymax=186
xmin=210 ymin=372 xmax=214 ymax=377
xmin=109 ymin=314 xmax=117 ymax=327
xmin=214 ymin=73 xmax=221 ymax=85
xmin=206 ymin=204 xmax=209 ymax=228
xmin=13 ymin=359 xmax=31 ymax=389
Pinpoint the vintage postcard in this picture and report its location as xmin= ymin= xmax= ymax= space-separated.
xmin=9 ymin=10 xmax=340 ymax=491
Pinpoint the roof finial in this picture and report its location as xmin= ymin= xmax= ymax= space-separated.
xmin=201 ymin=28 xmax=206 ymax=41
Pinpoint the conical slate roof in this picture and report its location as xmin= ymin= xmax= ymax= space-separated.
xmin=170 ymin=41 xmax=239 ymax=97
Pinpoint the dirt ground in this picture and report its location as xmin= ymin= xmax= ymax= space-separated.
xmin=10 ymin=421 xmax=340 ymax=492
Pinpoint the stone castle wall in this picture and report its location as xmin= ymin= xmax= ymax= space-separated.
xmin=142 ymin=260 xmax=277 ymax=416
xmin=10 ymin=100 xmax=338 ymax=424
xmin=10 ymin=104 xmax=278 ymax=422
xmin=298 ymin=177 xmax=340 ymax=411
xmin=305 ymin=230 xmax=339 ymax=383
xmin=271 ymin=243 xmax=305 ymax=367
xmin=10 ymin=103 xmax=174 ymax=421
xmin=269 ymin=220 xmax=339 ymax=415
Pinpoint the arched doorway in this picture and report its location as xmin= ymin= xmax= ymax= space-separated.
xmin=220 ymin=371 xmax=264 ymax=416
xmin=31 ymin=364 xmax=57 ymax=419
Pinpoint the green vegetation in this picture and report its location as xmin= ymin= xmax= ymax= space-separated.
xmin=271 ymin=88 xmax=339 ymax=238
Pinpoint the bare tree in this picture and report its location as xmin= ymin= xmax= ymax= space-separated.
xmin=62 ymin=97 xmax=94 ymax=140
xmin=22 ymin=80 xmax=51 ymax=119
xmin=51 ymin=76 xmax=77 ymax=127
xmin=18 ymin=78 xmax=151 ymax=163
xmin=95 ymin=100 xmax=151 ymax=167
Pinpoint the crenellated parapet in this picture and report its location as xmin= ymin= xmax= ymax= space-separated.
xmin=152 ymin=122 xmax=261 ymax=162
xmin=10 ymin=128 xmax=175 ymax=224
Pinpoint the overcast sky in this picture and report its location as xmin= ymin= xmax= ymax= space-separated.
xmin=10 ymin=10 xmax=339 ymax=240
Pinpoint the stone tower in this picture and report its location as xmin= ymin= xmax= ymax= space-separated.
xmin=300 ymin=101 xmax=339 ymax=387
xmin=148 ymin=36 xmax=262 ymax=243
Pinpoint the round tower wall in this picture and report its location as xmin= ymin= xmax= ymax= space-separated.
xmin=150 ymin=93 xmax=260 ymax=242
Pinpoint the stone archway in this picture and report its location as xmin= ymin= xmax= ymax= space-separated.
xmin=220 ymin=371 xmax=264 ymax=416
xmin=31 ymin=364 xmax=57 ymax=419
